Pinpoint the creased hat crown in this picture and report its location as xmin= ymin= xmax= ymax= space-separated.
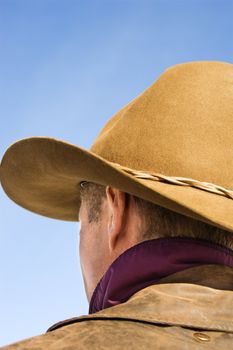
xmin=91 ymin=61 xmax=233 ymax=190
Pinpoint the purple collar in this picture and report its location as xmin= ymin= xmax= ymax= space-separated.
xmin=89 ymin=237 xmax=233 ymax=314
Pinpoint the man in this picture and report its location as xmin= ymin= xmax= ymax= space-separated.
xmin=1 ymin=61 xmax=233 ymax=349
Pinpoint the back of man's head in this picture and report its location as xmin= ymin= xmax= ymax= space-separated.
xmin=80 ymin=181 xmax=233 ymax=250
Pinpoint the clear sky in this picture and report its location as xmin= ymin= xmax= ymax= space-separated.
xmin=0 ymin=0 xmax=232 ymax=346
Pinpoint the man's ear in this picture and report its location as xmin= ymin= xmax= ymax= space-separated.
xmin=106 ymin=186 xmax=127 ymax=252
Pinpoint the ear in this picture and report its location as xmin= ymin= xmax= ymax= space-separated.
xmin=106 ymin=186 xmax=127 ymax=252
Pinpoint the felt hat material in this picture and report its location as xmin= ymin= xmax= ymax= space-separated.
xmin=0 ymin=61 xmax=233 ymax=233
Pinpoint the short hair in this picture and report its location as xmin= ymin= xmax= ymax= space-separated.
xmin=79 ymin=182 xmax=233 ymax=250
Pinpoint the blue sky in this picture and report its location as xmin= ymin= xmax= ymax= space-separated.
xmin=0 ymin=0 xmax=232 ymax=346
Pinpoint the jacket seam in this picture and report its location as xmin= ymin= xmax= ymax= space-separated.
xmin=47 ymin=316 xmax=233 ymax=334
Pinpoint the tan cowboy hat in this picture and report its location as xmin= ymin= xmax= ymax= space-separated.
xmin=0 ymin=61 xmax=233 ymax=233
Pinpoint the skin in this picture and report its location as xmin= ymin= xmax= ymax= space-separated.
xmin=78 ymin=186 xmax=143 ymax=302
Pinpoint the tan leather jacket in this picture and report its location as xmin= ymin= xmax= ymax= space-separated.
xmin=2 ymin=264 xmax=233 ymax=349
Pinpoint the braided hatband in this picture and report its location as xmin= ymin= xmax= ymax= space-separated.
xmin=80 ymin=162 xmax=233 ymax=200
xmin=112 ymin=163 xmax=233 ymax=200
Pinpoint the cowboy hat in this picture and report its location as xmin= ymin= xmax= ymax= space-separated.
xmin=1 ymin=61 xmax=233 ymax=233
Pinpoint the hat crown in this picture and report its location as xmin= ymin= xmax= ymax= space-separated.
xmin=91 ymin=61 xmax=233 ymax=189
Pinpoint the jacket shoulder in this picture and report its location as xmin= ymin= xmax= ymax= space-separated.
xmin=2 ymin=281 xmax=233 ymax=349
xmin=1 ymin=317 xmax=233 ymax=350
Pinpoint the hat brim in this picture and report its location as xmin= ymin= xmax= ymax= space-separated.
xmin=1 ymin=136 xmax=233 ymax=233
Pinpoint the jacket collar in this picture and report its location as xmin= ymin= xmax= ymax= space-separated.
xmin=95 ymin=264 xmax=233 ymax=333
xmin=48 ymin=264 xmax=233 ymax=333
